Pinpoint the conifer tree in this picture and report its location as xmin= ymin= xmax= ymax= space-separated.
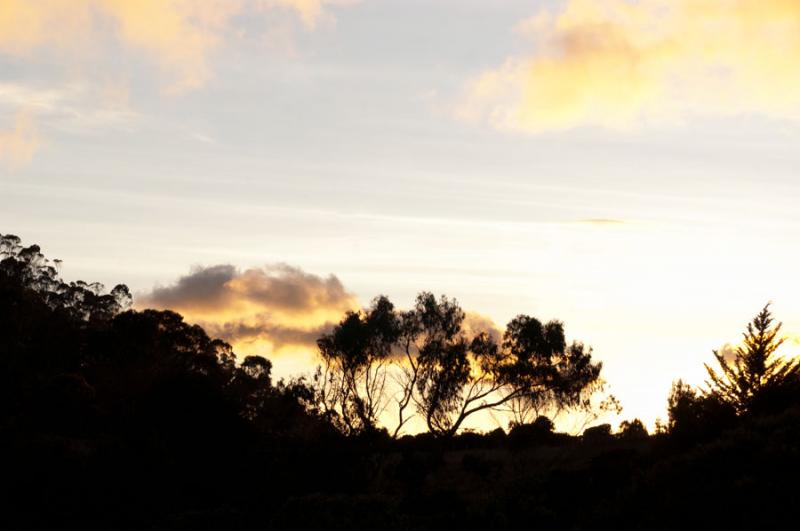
xmin=705 ymin=304 xmax=800 ymax=414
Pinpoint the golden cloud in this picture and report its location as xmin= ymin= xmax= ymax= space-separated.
xmin=0 ymin=0 xmax=359 ymax=166
xmin=0 ymin=0 xmax=226 ymax=92
xmin=0 ymin=0 xmax=358 ymax=92
xmin=0 ymin=110 xmax=39 ymax=168
xmin=138 ymin=264 xmax=359 ymax=358
xmin=460 ymin=0 xmax=800 ymax=131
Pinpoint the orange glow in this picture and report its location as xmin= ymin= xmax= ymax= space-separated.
xmin=461 ymin=0 xmax=800 ymax=130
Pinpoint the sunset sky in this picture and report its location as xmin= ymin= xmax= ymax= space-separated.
xmin=3 ymin=0 xmax=800 ymax=430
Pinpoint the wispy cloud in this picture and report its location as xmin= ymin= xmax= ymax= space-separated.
xmin=265 ymin=0 xmax=360 ymax=30
xmin=0 ymin=0 xmax=359 ymax=92
xmin=0 ymin=82 xmax=140 ymax=135
xmin=0 ymin=110 xmax=39 ymax=169
xmin=460 ymin=0 xmax=800 ymax=131
xmin=577 ymin=219 xmax=627 ymax=226
xmin=0 ymin=0 xmax=226 ymax=93
xmin=0 ymin=0 xmax=360 ymax=165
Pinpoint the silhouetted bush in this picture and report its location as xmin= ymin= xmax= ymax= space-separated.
xmin=508 ymin=415 xmax=558 ymax=448
xmin=668 ymin=380 xmax=738 ymax=445
xmin=582 ymin=423 xmax=613 ymax=445
xmin=618 ymin=418 xmax=648 ymax=440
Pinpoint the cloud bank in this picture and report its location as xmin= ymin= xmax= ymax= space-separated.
xmin=139 ymin=264 xmax=512 ymax=364
xmin=461 ymin=0 xmax=800 ymax=131
xmin=138 ymin=264 xmax=359 ymax=356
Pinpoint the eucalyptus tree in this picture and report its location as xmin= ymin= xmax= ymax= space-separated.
xmin=316 ymin=290 xmax=605 ymax=437
xmin=500 ymin=315 xmax=606 ymax=427
xmin=0 ymin=232 xmax=131 ymax=321
xmin=410 ymin=294 xmax=603 ymax=436
xmin=315 ymin=295 xmax=401 ymax=435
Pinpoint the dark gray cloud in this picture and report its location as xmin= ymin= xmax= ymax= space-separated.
xmin=139 ymin=263 xmax=356 ymax=315
xmin=231 ymin=264 xmax=353 ymax=313
xmin=137 ymin=263 xmax=358 ymax=354
xmin=139 ymin=266 xmax=507 ymax=355
xmin=142 ymin=264 xmax=236 ymax=311
xmin=203 ymin=318 xmax=335 ymax=351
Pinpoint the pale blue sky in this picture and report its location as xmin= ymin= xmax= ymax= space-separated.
xmin=3 ymin=0 xmax=800 ymax=426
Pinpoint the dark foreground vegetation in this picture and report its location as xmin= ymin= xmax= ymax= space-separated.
xmin=3 ymin=233 xmax=800 ymax=530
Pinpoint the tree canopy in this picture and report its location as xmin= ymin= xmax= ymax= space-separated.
xmin=1 ymin=232 xmax=132 ymax=321
xmin=316 ymin=291 xmax=604 ymax=437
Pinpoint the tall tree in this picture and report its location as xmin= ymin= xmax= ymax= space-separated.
xmin=315 ymin=295 xmax=401 ymax=434
xmin=409 ymin=293 xmax=473 ymax=435
xmin=412 ymin=298 xmax=603 ymax=436
xmin=500 ymin=316 xmax=605 ymax=426
xmin=705 ymin=304 xmax=800 ymax=414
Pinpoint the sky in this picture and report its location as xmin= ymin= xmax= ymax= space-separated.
xmin=3 ymin=0 xmax=800 ymax=430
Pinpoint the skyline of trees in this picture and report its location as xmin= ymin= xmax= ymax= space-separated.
xmin=316 ymin=292 xmax=605 ymax=437
xmin=6 ymin=230 xmax=800 ymax=529
xmin=5 ymin=230 xmax=800 ymax=439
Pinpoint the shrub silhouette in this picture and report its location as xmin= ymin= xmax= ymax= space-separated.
xmin=617 ymin=418 xmax=648 ymax=439
xmin=668 ymin=380 xmax=737 ymax=444
xmin=582 ymin=423 xmax=613 ymax=444
xmin=508 ymin=415 xmax=557 ymax=447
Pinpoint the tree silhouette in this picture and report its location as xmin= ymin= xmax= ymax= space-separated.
xmin=405 ymin=292 xmax=473 ymax=436
xmin=1 ymin=232 xmax=131 ymax=321
xmin=1 ymin=233 xmax=329 ymax=444
xmin=618 ymin=418 xmax=648 ymax=439
xmin=705 ymin=304 xmax=800 ymax=415
xmin=667 ymin=379 xmax=736 ymax=443
xmin=316 ymin=295 xmax=401 ymax=434
xmin=314 ymin=292 xmax=604 ymax=437
xmin=414 ymin=299 xmax=603 ymax=436
xmin=501 ymin=315 xmax=605 ymax=426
